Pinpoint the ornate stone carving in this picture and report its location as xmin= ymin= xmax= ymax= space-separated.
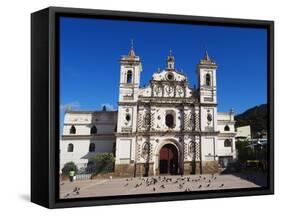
xmin=195 ymin=113 xmax=200 ymax=131
xmin=141 ymin=142 xmax=150 ymax=160
xmin=184 ymin=113 xmax=195 ymax=131
xmin=137 ymin=113 xmax=143 ymax=130
xmin=150 ymin=112 xmax=155 ymax=129
xmin=143 ymin=113 xmax=150 ymax=129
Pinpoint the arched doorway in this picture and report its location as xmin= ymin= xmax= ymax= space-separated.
xmin=159 ymin=144 xmax=178 ymax=175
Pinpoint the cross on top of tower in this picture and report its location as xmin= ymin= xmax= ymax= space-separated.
xmin=167 ymin=49 xmax=174 ymax=61
xmin=167 ymin=49 xmax=175 ymax=70
xmin=128 ymin=39 xmax=136 ymax=57
xmin=131 ymin=39 xmax=134 ymax=49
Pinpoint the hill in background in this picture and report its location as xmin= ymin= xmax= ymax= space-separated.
xmin=235 ymin=104 xmax=267 ymax=138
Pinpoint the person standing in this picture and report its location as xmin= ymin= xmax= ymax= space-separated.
xmin=69 ymin=169 xmax=75 ymax=182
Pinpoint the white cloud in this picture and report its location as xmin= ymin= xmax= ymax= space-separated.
xmin=60 ymin=101 xmax=80 ymax=112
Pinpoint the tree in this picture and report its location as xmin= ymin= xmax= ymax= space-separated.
xmin=89 ymin=153 xmax=115 ymax=175
xmin=62 ymin=161 xmax=78 ymax=176
xmin=236 ymin=140 xmax=254 ymax=162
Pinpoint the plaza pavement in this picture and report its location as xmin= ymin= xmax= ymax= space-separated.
xmin=60 ymin=173 xmax=266 ymax=199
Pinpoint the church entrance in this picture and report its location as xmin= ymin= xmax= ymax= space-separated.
xmin=159 ymin=144 xmax=178 ymax=175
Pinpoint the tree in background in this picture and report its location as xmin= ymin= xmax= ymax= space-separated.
xmin=62 ymin=161 xmax=78 ymax=176
xmin=89 ymin=153 xmax=115 ymax=176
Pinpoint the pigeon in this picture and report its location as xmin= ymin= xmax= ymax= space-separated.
xmin=178 ymin=184 xmax=183 ymax=189
xmin=76 ymin=191 xmax=79 ymax=195
xmin=198 ymin=185 xmax=202 ymax=189
xmin=160 ymin=184 xmax=165 ymax=189
xmin=64 ymin=193 xmax=70 ymax=198
xmin=124 ymin=183 xmax=128 ymax=187
xmin=219 ymin=184 xmax=224 ymax=188
xmin=153 ymin=187 xmax=156 ymax=191
xmin=206 ymin=184 xmax=210 ymax=187
xmin=208 ymin=179 xmax=211 ymax=183
xmin=126 ymin=178 xmax=129 ymax=181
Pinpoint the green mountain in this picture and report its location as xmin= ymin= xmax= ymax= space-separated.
xmin=235 ymin=104 xmax=267 ymax=137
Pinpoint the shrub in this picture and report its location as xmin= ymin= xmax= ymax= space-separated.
xmin=89 ymin=153 xmax=115 ymax=175
xmin=62 ymin=161 xmax=78 ymax=176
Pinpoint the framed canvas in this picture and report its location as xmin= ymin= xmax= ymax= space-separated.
xmin=31 ymin=6 xmax=274 ymax=208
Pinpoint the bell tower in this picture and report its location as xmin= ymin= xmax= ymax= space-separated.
xmin=118 ymin=41 xmax=142 ymax=102
xmin=197 ymin=50 xmax=217 ymax=104
xmin=167 ymin=50 xmax=175 ymax=70
xmin=115 ymin=42 xmax=142 ymax=175
xmin=197 ymin=50 xmax=218 ymax=131
xmin=197 ymin=50 xmax=219 ymax=173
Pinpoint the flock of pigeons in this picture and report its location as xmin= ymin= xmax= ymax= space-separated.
xmin=64 ymin=186 xmax=80 ymax=198
xmin=123 ymin=174 xmax=225 ymax=193
xmin=63 ymin=174 xmax=226 ymax=198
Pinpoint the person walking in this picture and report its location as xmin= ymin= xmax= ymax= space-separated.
xmin=69 ymin=169 xmax=75 ymax=182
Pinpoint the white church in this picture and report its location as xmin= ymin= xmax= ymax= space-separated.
xmin=60 ymin=45 xmax=236 ymax=176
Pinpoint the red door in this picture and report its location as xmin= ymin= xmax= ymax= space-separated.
xmin=159 ymin=144 xmax=178 ymax=175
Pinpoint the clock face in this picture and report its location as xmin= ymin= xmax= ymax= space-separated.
xmin=165 ymin=85 xmax=174 ymax=96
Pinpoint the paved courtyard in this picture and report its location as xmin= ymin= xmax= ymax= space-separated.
xmin=60 ymin=173 xmax=267 ymax=199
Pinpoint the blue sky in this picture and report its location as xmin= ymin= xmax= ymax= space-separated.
xmin=60 ymin=16 xmax=267 ymax=124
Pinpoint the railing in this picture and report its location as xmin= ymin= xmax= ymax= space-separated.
xmin=75 ymin=174 xmax=92 ymax=180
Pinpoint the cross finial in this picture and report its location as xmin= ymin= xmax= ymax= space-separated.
xmin=131 ymin=39 xmax=134 ymax=49
xmin=128 ymin=39 xmax=136 ymax=57
xmin=169 ymin=49 xmax=172 ymax=56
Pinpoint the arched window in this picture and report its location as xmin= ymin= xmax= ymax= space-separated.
xmin=67 ymin=143 xmax=74 ymax=152
xmin=90 ymin=125 xmax=97 ymax=134
xmin=224 ymin=139 xmax=232 ymax=147
xmin=206 ymin=74 xmax=211 ymax=86
xmin=89 ymin=143 xmax=96 ymax=152
xmin=224 ymin=125 xmax=230 ymax=131
xmin=69 ymin=125 xmax=76 ymax=134
xmin=127 ymin=70 xmax=132 ymax=83
xmin=165 ymin=114 xmax=174 ymax=128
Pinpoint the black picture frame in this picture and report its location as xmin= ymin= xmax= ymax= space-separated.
xmin=31 ymin=6 xmax=274 ymax=209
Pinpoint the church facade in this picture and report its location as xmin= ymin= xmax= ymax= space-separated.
xmin=60 ymin=46 xmax=236 ymax=176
